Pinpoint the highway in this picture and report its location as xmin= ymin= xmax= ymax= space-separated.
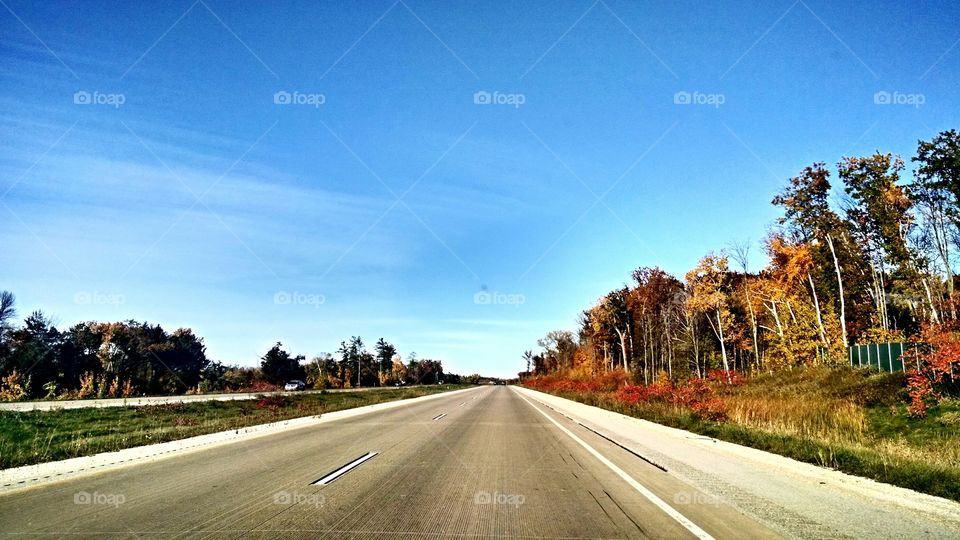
xmin=0 ymin=386 xmax=960 ymax=538
xmin=1 ymin=386 xmax=957 ymax=538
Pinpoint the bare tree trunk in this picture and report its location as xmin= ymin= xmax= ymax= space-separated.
xmin=876 ymin=258 xmax=889 ymax=330
xmin=808 ymin=273 xmax=828 ymax=347
xmin=765 ymin=299 xmax=785 ymax=338
xmin=921 ymin=276 xmax=941 ymax=324
xmin=826 ymin=233 xmax=848 ymax=346
xmin=936 ymin=209 xmax=955 ymax=319
xmin=715 ymin=308 xmax=731 ymax=382
xmin=730 ymin=240 xmax=761 ymax=370
xmin=786 ymin=300 xmax=797 ymax=324
xmin=614 ymin=327 xmax=629 ymax=372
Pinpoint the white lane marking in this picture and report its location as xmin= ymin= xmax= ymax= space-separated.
xmin=432 ymin=413 xmax=447 ymax=421
xmin=311 ymin=452 xmax=378 ymax=486
xmin=515 ymin=392 xmax=715 ymax=540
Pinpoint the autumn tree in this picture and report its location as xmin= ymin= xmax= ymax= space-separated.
xmin=912 ymin=129 xmax=960 ymax=319
xmin=686 ymin=254 xmax=734 ymax=380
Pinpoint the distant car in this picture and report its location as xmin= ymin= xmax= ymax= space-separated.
xmin=284 ymin=380 xmax=306 ymax=391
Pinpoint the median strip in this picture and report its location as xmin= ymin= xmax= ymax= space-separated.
xmin=311 ymin=452 xmax=378 ymax=486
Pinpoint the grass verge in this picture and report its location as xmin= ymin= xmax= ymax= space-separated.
xmin=527 ymin=368 xmax=960 ymax=502
xmin=0 ymin=385 xmax=467 ymax=469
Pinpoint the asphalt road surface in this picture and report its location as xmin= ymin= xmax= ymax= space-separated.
xmin=0 ymin=386 xmax=810 ymax=538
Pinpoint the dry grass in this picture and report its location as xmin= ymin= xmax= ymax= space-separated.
xmin=724 ymin=394 xmax=867 ymax=443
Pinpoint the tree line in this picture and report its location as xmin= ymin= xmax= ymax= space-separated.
xmin=523 ymin=129 xmax=960 ymax=385
xmin=0 ymin=292 xmax=461 ymax=400
xmin=258 ymin=336 xmax=456 ymax=390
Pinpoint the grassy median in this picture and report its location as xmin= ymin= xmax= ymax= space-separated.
xmin=527 ymin=368 xmax=960 ymax=502
xmin=0 ymin=385 xmax=467 ymax=469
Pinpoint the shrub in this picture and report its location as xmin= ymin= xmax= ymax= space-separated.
xmin=0 ymin=371 xmax=27 ymax=402
xmin=77 ymin=372 xmax=96 ymax=398
xmin=256 ymin=394 xmax=288 ymax=409
xmin=908 ymin=324 xmax=960 ymax=417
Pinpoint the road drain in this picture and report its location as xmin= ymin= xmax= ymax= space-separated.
xmin=311 ymin=452 xmax=378 ymax=486
xmin=432 ymin=413 xmax=447 ymax=421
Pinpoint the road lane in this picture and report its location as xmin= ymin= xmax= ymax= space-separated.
xmin=0 ymin=386 xmax=774 ymax=539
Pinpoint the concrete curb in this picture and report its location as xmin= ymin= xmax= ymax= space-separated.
xmin=0 ymin=386 xmax=480 ymax=494
xmin=0 ymin=385 xmax=433 ymax=411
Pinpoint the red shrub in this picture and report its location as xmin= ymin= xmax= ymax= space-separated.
xmin=690 ymin=397 xmax=728 ymax=421
xmin=523 ymin=371 xmax=628 ymax=394
xmin=908 ymin=324 xmax=960 ymax=417
xmin=256 ymin=394 xmax=288 ymax=409
xmin=706 ymin=370 xmax=744 ymax=386
xmin=528 ymin=371 xmax=730 ymax=422
xmin=615 ymin=384 xmax=648 ymax=405
xmin=248 ymin=381 xmax=278 ymax=393
xmin=906 ymin=370 xmax=935 ymax=418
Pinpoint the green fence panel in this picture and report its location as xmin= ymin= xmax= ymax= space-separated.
xmin=847 ymin=342 xmax=916 ymax=373
xmin=878 ymin=343 xmax=891 ymax=372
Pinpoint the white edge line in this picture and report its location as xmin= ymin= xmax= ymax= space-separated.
xmin=312 ymin=452 xmax=379 ymax=485
xmin=514 ymin=389 xmax=715 ymax=540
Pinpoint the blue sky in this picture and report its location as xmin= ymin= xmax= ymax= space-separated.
xmin=2 ymin=0 xmax=958 ymax=377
